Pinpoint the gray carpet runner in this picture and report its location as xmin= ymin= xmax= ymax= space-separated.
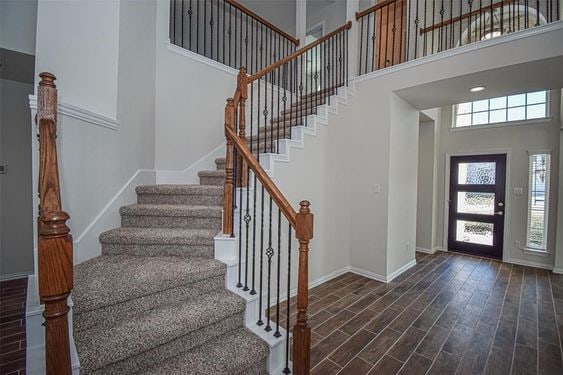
xmin=73 ymin=157 xmax=269 ymax=374
xmin=73 ymin=91 xmax=331 ymax=374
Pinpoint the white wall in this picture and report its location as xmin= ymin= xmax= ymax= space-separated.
xmin=154 ymin=0 xmax=237 ymax=177
xmin=0 ymin=80 xmax=35 ymax=278
xmin=238 ymin=0 xmax=296 ymax=37
xmin=348 ymin=23 xmax=563 ymax=277
xmin=416 ymin=121 xmax=435 ymax=251
xmin=32 ymin=0 xmax=157 ymax=264
xmin=35 ymin=0 xmax=120 ymax=118
xmin=0 ymin=0 xmax=37 ymax=54
xmin=430 ymin=93 xmax=561 ymax=269
xmin=306 ymin=0 xmax=347 ymax=35
xmin=0 ymin=0 xmax=37 ymax=278
xmin=387 ymin=94 xmax=419 ymax=275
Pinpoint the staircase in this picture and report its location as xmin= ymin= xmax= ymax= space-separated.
xmin=71 ymin=86 xmax=340 ymax=374
xmin=71 ymin=158 xmax=269 ymax=374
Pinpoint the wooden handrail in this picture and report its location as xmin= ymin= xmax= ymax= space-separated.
xmin=36 ymin=72 xmax=73 ymax=375
xmin=225 ymin=0 xmax=299 ymax=45
xmin=223 ymin=65 xmax=314 ymax=373
xmin=225 ymin=125 xmax=297 ymax=227
xmin=419 ymin=0 xmax=516 ymax=35
xmin=355 ymin=0 xmax=401 ymax=19
xmin=248 ymin=21 xmax=353 ymax=83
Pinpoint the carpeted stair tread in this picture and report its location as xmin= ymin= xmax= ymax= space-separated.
xmin=144 ymin=328 xmax=269 ymax=375
xmin=75 ymin=289 xmax=247 ymax=373
xmin=198 ymin=170 xmax=226 ymax=177
xmin=136 ymin=184 xmax=223 ymax=196
xmin=120 ymin=203 xmax=222 ymax=217
xmin=215 ymin=158 xmax=226 ymax=170
xmin=99 ymin=227 xmax=216 ymax=245
xmin=73 ymin=255 xmax=226 ymax=315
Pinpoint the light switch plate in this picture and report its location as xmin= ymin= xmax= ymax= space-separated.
xmin=0 ymin=164 xmax=6 ymax=174
xmin=513 ymin=187 xmax=524 ymax=195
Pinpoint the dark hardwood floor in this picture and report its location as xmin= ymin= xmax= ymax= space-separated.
xmin=277 ymin=252 xmax=563 ymax=374
xmin=0 ymin=278 xmax=27 ymax=375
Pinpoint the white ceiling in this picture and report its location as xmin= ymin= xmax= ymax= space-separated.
xmin=396 ymin=55 xmax=563 ymax=110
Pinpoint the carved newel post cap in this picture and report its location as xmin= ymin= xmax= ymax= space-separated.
xmin=39 ymin=72 xmax=57 ymax=88
xmin=238 ymin=66 xmax=247 ymax=75
xmin=299 ymin=200 xmax=311 ymax=214
xmin=226 ymin=97 xmax=234 ymax=105
xmin=39 ymin=210 xmax=71 ymax=237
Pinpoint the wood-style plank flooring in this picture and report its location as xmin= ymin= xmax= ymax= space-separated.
xmin=279 ymin=252 xmax=563 ymax=375
xmin=0 ymin=278 xmax=27 ymax=375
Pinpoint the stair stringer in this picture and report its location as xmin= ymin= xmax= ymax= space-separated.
xmin=213 ymin=83 xmax=356 ymax=374
xmin=256 ymin=84 xmax=356 ymax=176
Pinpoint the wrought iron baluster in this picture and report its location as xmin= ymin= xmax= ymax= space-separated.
xmin=257 ymin=182 xmax=265 ymax=326
xmin=274 ymin=208 xmax=282 ymax=338
xmin=265 ymin=197 xmax=274 ymax=333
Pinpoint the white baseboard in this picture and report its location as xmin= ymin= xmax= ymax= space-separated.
xmin=156 ymin=143 xmax=225 ymax=184
xmin=348 ymin=266 xmax=386 ymax=283
xmin=416 ymin=247 xmax=435 ymax=254
xmin=73 ymin=169 xmax=156 ymax=264
xmin=387 ymin=260 xmax=418 ymax=282
xmin=503 ymin=256 xmax=554 ymax=270
xmin=552 ymin=267 xmax=563 ymax=274
xmin=0 ymin=272 xmax=31 ymax=281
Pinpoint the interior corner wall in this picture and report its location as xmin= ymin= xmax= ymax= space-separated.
xmin=154 ymin=0 xmax=236 ymax=175
xmin=416 ymin=121 xmax=435 ymax=251
xmin=237 ymin=0 xmax=297 ymax=37
xmin=387 ymin=94 xmax=419 ymax=275
xmin=306 ymin=0 xmax=347 ymax=33
xmin=432 ymin=90 xmax=561 ymax=268
xmin=347 ymin=86 xmax=391 ymax=278
xmin=32 ymin=0 xmax=157 ymax=264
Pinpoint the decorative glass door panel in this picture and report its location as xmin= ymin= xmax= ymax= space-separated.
xmin=448 ymin=154 xmax=506 ymax=258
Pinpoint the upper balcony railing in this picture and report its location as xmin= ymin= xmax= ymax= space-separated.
xmin=169 ymin=0 xmax=299 ymax=74
xmin=356 ymin=0 xmax=560 ymax=75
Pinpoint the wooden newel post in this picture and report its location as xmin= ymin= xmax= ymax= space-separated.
xmin=293 ymin=200 xmax=314 ymax=375
xmin=223 ymin=98 xmax=235 ymax=236
xmin=36 ymin=72 xmax=73 ymax=375
xmin=237 ymin=67 xmax=249 ymax=187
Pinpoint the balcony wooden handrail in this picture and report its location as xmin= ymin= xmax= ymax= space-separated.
xmin=248 ymin=21 xmax=353 ymax=83
xmin=355 ymin=0 xmax=402 ymax=19
xmin=225 ymin=0 xmax=299 ymax=45
xmin=419 ymin=0 xmax=517 ymax=35
xmin=36 ymin=72 xmax=73 ymax=375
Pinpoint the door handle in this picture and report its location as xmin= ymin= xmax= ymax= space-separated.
xmin=495 ymin=211 xmax=504 ymax=216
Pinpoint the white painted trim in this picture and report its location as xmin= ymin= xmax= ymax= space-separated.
xmin=166 ymin=42 xmax=239 ymax=76
xmin=28 ymin=95 xmax=119 ymax=130
xmin=74 ymin=169 xmax=155 ymax=243
xmin=348 ymin=266 xmax=386 ymax=283
xmin=552 ymin=267 xmax=563 ymax=274
xmin=450 ymin=117 xmax=553 ymax=132
xmin=520 ymin=247 xmax=549 ymax=256
xmin=416 ymin=247 xmax=435 ymax=254
xmin=72 ymin=169 xmax=156 ymax=264
xmin=352 ymin=21 xmax=563 ymax=84
xmin=387 ymin=259 xmax=417 ymax=282
xmin=0 ymin=272 xmax=31 ymax=281
xmin=156 ymin=143 xmax=225 ymax=184
xmin=504 ymin=256 xmax=554 ymax=270
xmin=350 ymin=259 xmax=417 ymax=283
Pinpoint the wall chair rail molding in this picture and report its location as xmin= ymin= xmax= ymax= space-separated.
xmin=28 ymin=95 xmax=119 ymax=130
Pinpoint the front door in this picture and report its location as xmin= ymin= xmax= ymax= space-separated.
xmin=448 ymin=154 xmax=506 ymax=259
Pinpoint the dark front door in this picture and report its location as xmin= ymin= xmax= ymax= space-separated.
xmin=448 ymin=154 xmax=506 ymax=259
